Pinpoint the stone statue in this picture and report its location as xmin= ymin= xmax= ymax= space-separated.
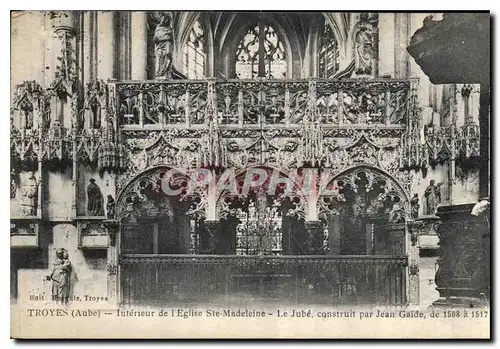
xmin=154 ymin=12 xmax=174 ymax=79
xmin=424 ymin=180 xmax=442 ymax=215
xmin=354 ymin=21 xmax=375 ymax=76
xmin=20 ymin=171 xmax=38 ymax=216
xmin=87 ymin=178 xmax=104 ymax=216
xmin=106 ymin=195 xmax=115 ymax=219
xmin=410 ymin=193 xmax=420 ymax=218
xmin=47 ymin=248 xmax=72 ymax=305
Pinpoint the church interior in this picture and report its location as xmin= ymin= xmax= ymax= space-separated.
xmin=10 ymin=11 xmax=490 ymax=308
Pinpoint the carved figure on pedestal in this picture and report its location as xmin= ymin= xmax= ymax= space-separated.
xmin=154 ymin=12 xmax=174 ymax=79
xmin=21 ymin=107 xmax=33 ymax=130
xmin=87 ymin=178 xmax=104 ymax=216
xmin=47 ymin=248 xmax=72 ymax=305
xmin=410 ymin=193 xmax=420 ymax=218
xmin=354 ymin=17 xmax=375 ymax=76
xmin=20 ymin=171 xmax=38 ymax=216
xmin=106 ymin=195 xmax=116 ymax=219
xmin=424 ymin=180 xmax=442 ymax=215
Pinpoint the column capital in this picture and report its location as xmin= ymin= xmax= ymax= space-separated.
xmin=49 ymin=11 xmax=75 ymax=35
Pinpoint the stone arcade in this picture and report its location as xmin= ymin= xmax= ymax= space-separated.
xmin=10 ymin=11 xmax=488 ymax=308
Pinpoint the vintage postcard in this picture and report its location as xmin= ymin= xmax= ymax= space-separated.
xmin=10 ymin=10 xmax=491 ymax=339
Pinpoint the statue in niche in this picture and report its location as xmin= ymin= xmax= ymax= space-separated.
xmin=424 ymin=180 xmax=442 ymax=215
xmin=20 ymin=171 xmax=38 ymax=216
xmin=87 ymin=178 xmax=104 ymax=216
xmin=106 ymin=195 xmax=115 ymax=219
xmin=410 ymin=193 xmax=420 ymax=218
xmin=154 ymin=12 xmax=174 ymax=79
xmin=90 ymin=99 xmax=101 ymax=129
xmin=21 ymin=107 xmax=34 ymax=130
xmin=47 ymin=248 xmax=72 ymax=305
xmin=354 ymin=16 xmax=375 ymax=76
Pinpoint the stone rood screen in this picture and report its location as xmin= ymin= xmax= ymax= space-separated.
xmin=10 ymin=11 xmax=490 ymax=339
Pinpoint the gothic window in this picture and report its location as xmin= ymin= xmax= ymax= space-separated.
xmin=318 ymin=23 xmax=339 ymax=78
xmin=235 ymin=23 xmax=287 ymax=79
xmin=182 ymin=20 xmax=206 ymax=79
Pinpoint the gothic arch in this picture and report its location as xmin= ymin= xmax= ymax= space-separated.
xmin=217 ymin=13 xmax=303 ymax=79
xmin=321 ymin=13 xmax=352 ymax=64
xmin=115 ymin=166 xmax=192 ymax=221
xmin=215 ymin=165 xmax=308 ymax=220
xmin=318 ymin=165 xmax=410 ymax=222
xmin=176 ymin=12 xmax=215 ymax=77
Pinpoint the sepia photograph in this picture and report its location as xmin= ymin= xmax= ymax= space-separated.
xmin=9 ymin=9 xmax=491 ymax=339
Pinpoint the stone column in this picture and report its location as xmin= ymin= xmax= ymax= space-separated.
xmin=407 ymin=220 xmax=424 ymax=306
xmin=305 ymin=220 xmax=324 ymax=255
xmin=97 ymin=11 xmax=118 ymax=80
xmin=386 ymin=223 xmax=406 ymax=256
xmin=105 ymin=221 xmax=119 ymax=306
xmin=200 ymin=220 xmax=219 ymax=254
xmin=83 ymin=11 xmax=97 ymax=85
xmin=131 ymin=11 xmax=148 ymax=80
xmin=394 ymin=13 xmax=410 ymax=79
xmin=378 ymin=13 xmax=395 ymax=77
xmin=432 ymin=204 xmax=490 ymax=308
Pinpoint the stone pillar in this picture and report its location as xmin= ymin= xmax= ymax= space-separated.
xmin=394 ymin=13 xmax=410 ymax=78
xmin=386 ymin=223 xmax=406 ymax=256
xmin=131 ymin=11 xmax=148 ymax=80
xmin=378 ymin=13 xmax=395 ymax=77
xmin=97 ymin=11 xmax=118 ymax=80
xmin=105 ymin=221 xmax=119 ymax=306
xmin=305 ymin=220 xmax=324 ymax=255
xmin=407 ymin=220 xmax=425 ymax=306
xmin=200 ymin=220 xmax=219 ymax=254
xmin=83 ymin=11 xmax=97 ymax=85
xmin=327 ymin=214 xmax=341 ymax=254
xmin=432 ymin=204 xmax=490 ymax=308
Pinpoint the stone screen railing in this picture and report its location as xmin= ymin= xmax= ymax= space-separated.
xmin=114 ymin=78 xmax=413 ymax=128
xmin=119 ymin=254 xmax=408 ymax=306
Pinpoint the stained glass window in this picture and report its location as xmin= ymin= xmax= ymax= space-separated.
xmin=182 ymin=20 xmax=205 ymax=79
xmin=318 ymin=23 xmax=339 ymax=78
xmin=235 ymin=24 xmax=287 ymax=79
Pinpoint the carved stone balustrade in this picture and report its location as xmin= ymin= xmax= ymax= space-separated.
xmin=114 ymin=78 xmax=413 ymax=129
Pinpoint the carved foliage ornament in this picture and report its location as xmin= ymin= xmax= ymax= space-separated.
xmin=318 ymin=167 xmax=408 ymax=222
xmin=116 ymin=167 xmax=206 ymax=223
xmin=323 ymin=134 xmax=403 ymax=180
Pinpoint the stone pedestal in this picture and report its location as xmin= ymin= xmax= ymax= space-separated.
xmin=305 ymin=220 xmax=324 ymax=255
xmin=432 ymin=204 xmax=490 ymax=308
